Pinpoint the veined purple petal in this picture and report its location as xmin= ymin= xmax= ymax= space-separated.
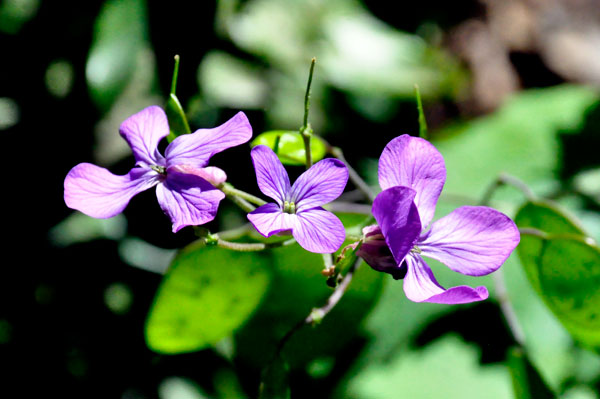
xmin=419 ymin=206 xmax=520 ymax=276
xmin=378 ymin=135 xmax=446 ymax=228
xmin=294 ymin=207 xmax=345 ymax=253
xmin=372 ymin=186 xmax=422 ymax=265
xmin=157 ymin=171 xmax=226 ymax=233
xmin=168 ymin=165 xmax=227 ymax=186
xmin=119 ymin=106 xmax=168 ymax=166
xmin=403 ymin=255 xmax=489 ymax=304
xmin=247 ymin=203 xmax=295 ymax=237
xmin=64 ymin=163 xmax=160 ymax=218
xmin=165 ymin=111 xmax=252 ymax=168
xmin=290 ymin=158 xmax=348 ymax=212
xmin=250 ymin=145 xmax=291 ymax=205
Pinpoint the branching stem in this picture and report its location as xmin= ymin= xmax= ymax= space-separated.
xmin=330 ymin=147 xmax=377 ymax=203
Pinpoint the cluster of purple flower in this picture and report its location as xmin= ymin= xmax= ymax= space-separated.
xmin=64 ymin=106 xmax=519 ymax=304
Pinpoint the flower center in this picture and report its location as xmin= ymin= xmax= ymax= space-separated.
xmin=283 ymin=200 xmax=296 ymax=214
xmin=150 ymin=165 xmax=166 ymax=174
xmin=410 ymin=245 xmax=421 ymax=254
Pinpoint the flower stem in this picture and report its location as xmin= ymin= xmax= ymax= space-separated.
xmin=170 ymin=54 xmax=181 ymax=95
xmin=215 ymin=237 xmax=296 ymax=252
xmin=492 ymin=272 xmax=526 ymax=346
xmin=300 ymin=58 xmax=316 ymax=169
xmin=480 ymin=173 xmax=530 ymax=347
xmin=330 ymin=146 xmax=377 ymax=203
xmin=273 ymin=257 xmax=363 ymax=355
xmin=219 ymin=183 xmax=267 ymax=211
xmin=480 ymin=172 xmax=535 ymax=206
xmin=414 ymin=84 xmax=428 ymax=139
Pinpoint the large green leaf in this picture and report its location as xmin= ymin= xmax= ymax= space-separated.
xmin=515 ymin=200 xmax=585 ymax=293
xmin=145 ymin=244 xmax=271 ymax=354
xmin=515 ymin=200 xmax=600 ymax=347
xmin=251 ymin=130 xmax=327 ymax=166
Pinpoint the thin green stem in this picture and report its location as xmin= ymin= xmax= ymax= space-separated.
xmin=518 ymin=227 xmax=549 ymax=239
xmin=302 ymin=58 xmax=316 ymax=130
xmin=492 ymin=272 xmax=526 ymax=346
xmin=300 ymin=58 xmax=316 ymax=169
xmin=170 ymin=55 xmax=180 ymax=95
xmin=330 ymin=147 xmax=377 ymax=203
xmin=219 ymin=183 xmax=267 ymax=208
xmin=479 ymin=172 xmax=531 ymax=347
xmin=216 ymin=237 xmax=296 ymax=252
xmin=228 ymin=194 xmax=256 ymax=213
xmin=480 ymin=172 xmax=535 ymax=206
xmin=414 ymin=84 xmax=428 ymax=139
xmin=273 ymin=134 xmax=281 ymax=155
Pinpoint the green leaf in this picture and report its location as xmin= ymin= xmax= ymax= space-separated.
xmin=86 ymin=0 xmax=148 ymax=111
xmin=508 ymin=347 xmax=556 ymax=399
xmin=145 ymin=244 xmax=271 ymax=354
xmin=166 ymin=93 xmax=191 ymax=142
xmin=251 ymin=130 xmax=327 ymax=166
xmin=515 ymin=200 xmax=585 ymax=292
xmin=515 ymin=200 xmax=600 ymax=347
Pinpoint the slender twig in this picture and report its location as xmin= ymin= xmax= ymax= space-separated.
xmin=273 ymin=257 xmax=363 ymax=355
xmin=480 ymin=173 xmax=535 ymax=206
xmin=518 ymin=227 xmax=549 ymax=239
xmin=307 ymin=257 xmax=362 ymax=323
xmin=492 ymin=272 xmax=526 ymax=346
xmin=480 ymin=173 xmax=530 ymax=347
xmin=300 ymin=58 xmax=316 ymax=169
xmin=330 ymin=147 xmax=377 ymax=203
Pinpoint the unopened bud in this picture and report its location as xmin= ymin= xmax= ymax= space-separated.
xmin=356 ymin=225 xmax=397 ymax=274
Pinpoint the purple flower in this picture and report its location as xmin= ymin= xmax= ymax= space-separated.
xmin=64 ymin=106 xmax=252 ymax=232
xmin=247 ymin=145 xmax=348 ymax=253
xmin=358 ymin=134 xmax=520 ymax=304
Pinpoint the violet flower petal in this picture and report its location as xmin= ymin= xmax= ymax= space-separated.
xmin=157 ymin=170 xmax=226 ymax=233
xmin=378 ymin=134 xmax=446 ymax=228
xmin=165 ymin=112 xmax=252 ymax=169
xmin=294 ymin=207 xmax=346 ymax=253
xmin=119 ymin=106 xmax=169 ymax=166
xmin=403 ymin=255 xmax=489 ymax=304
xmin=372 ymin=186 xmax=422 ymax=265
xmin=419 ymin=206 xmax=520 ymax=276
xmin=290 ymin=158 xmax=349 ymax=212
xmin=64 ymin=163 xmax=160 ymax=218
xmin=250 ymin=145 xmax=291 ymax=205
xmin=247 ymin=203 xmax=296 ymax=237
